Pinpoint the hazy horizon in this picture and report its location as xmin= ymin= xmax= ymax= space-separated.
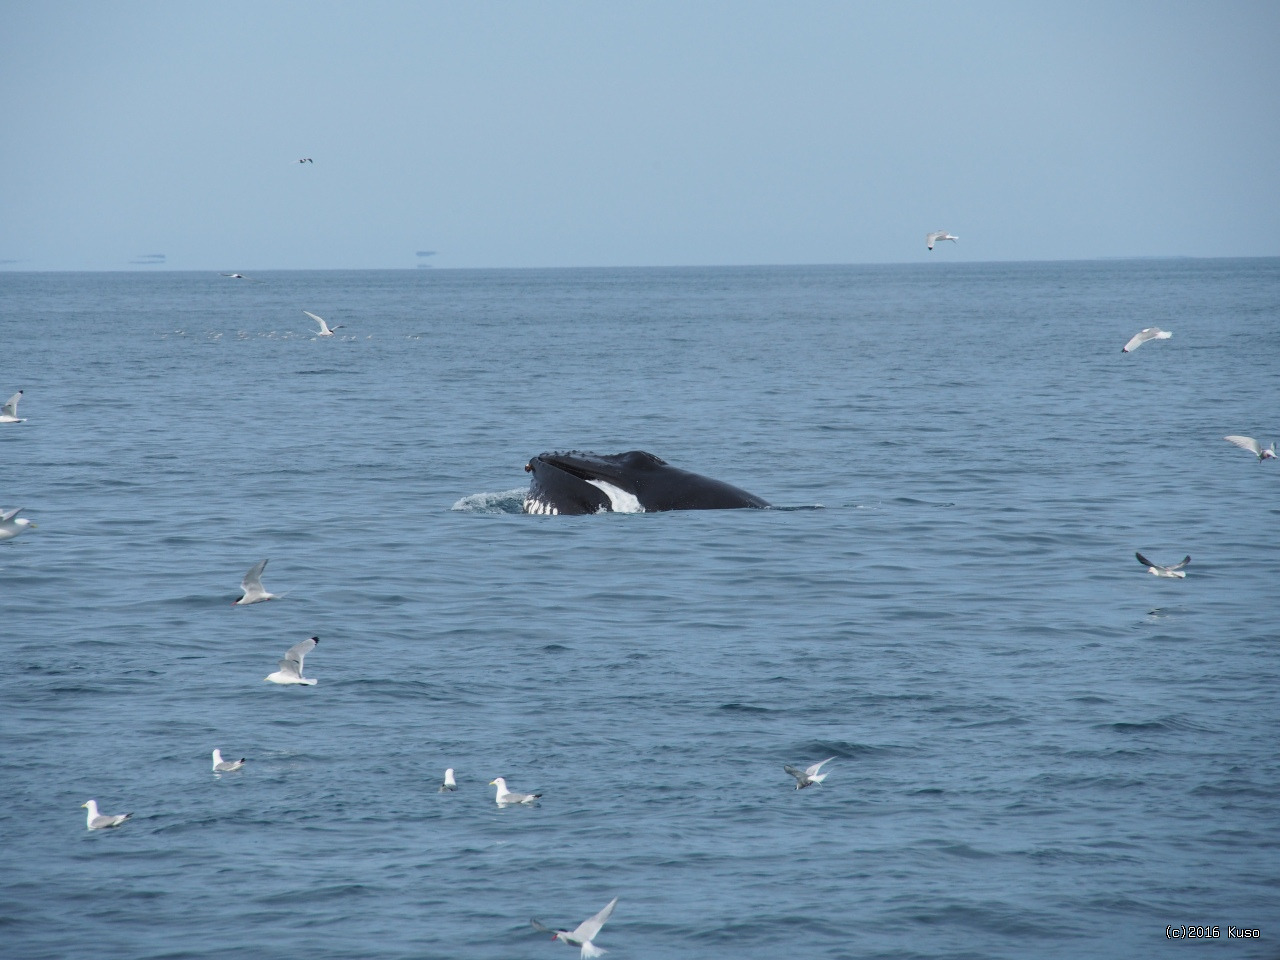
xmin=4 ymin=2 xmax=1278 ymax=271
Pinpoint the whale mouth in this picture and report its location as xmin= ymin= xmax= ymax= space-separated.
xmin=524 ymin=452 xmax=638 ymax=515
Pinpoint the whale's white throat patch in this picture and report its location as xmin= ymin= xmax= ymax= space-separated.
xmin=586 ymin=478 xmax=645 ymax=513
xmin=522 ymin=498 xmax=559 ymax=515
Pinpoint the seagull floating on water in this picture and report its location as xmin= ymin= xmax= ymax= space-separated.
xmin=531 ymin=897 xmax=618 ymax=959
xmin=490 ymin=777 xmax=541 ymax=805
xmin=265 ymin=636 xmax=319 ymax=685
xmin=1136 ymin=552 xmax=1190 ymax=578
xmin=82 ymin=799 xmax=132 ymax=830
xmin=1 ymin=390 xmax=25 ymax=423
xmin=926 ymin=231 xmax=958 ymax=250
xmin=1121 ymin=327 xmax=1172 ymax=353
xmin=784 ymin=757 xmax=835 ymax=789
xmin=439 ymin=768 xmax=457 ymax=792
xmin=1224 ymin=435 xmax=1276 ymax=461
xmin=212 ymin=749 xmax=246 ymax=773
xmin=234 ymin=559 xmax=277 ymax=605
xmin=0 ymin=508 xmax=37 ymax=541
xmin=303 ymin=310 xmax=343 ymax=336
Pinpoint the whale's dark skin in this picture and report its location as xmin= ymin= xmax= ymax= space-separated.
xmin=522 ymin=450 xmax=770 ymax=515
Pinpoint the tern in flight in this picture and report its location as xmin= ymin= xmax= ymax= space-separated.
xmin=1224 ymin=435 xmax=1276 ymax=461
xmin=304 ymin=311 xmax=343 ymax=336
xmin=531 ymin=897 xmax=619 ymax=959
xmin=233 ymin=559 xmax=277 ymax=605
xmin=784 ymin=757 xmax=836 ymax=789
xmin=926 ymin=231 xmax=958 ymax=250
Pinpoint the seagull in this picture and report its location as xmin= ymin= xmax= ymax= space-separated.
xmin=0 ymin=390 xmax=25 ymax=423
xmin=1224 ymin=435 xmax=1277 ymax=461
xmin=265 ymin=636 xmax=319 ymax=685
xmin=1136 ymin=552 xmax=1190 ymax=578
xmin=297 ymin=158 xmax=313 ymax=163
xmin=784 ymin=757 xmax=835 ymax=789
xmin=531 ymin=897 xmax=619 ymax=959
xmin=233 ymin=559 xmax=277 ymax=605
xmin=0 ymin=507 xmax=37 ymax=541
xmin=219 ymin=272 xmax=263 ymax=282
xmin=212 ymin=749 xmax=246 ymax=773
xmin=82 ymin=799 xmax=132 ymax=830
xmin=1122 ymin=327 xmax=1172 ymax=353
xmin=439 ymin=768 xmax=457 ymax=792
xmin=303 ymin=310 xmax=343 ymax=336
xmin=490 ymin=777 xmax=541 ymax=805
xmin=926 ymin=231 xmax=958 ymax=250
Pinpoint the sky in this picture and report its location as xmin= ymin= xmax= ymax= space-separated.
xmin=2 ymin=1 xmax=1279 ymax=270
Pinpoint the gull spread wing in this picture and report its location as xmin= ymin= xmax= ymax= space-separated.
xmin=572 ymin=897 xmax=618 ymax=942
xmin=530 ymin=918 xmax=555 ymax=934
xmin=2 ymin=392 xmax=21 ymax=417
xmin=1 ymin=507 xmax=21 ymax=523
xmin=806 ymin=757 xmax=836 ymax=777
xmin=283 ymin=636 xmax=317 ymax=670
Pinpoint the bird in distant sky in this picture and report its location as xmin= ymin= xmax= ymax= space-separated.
xmin=297 ymin=157 xmax=313 ymax=163
xmin=926 ymin=231 xmax=958 ymax=250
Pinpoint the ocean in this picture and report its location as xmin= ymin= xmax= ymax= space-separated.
xmin=1 ymin=260 xmax=1277 ymax=959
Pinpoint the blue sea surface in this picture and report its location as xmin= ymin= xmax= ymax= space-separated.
xmin=1 ymin=260 xmax=1277 ymax=959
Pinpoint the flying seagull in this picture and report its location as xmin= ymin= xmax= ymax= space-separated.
xmin=0 ymin=507 xmax=37 ymax=541
xmin=219 ymin=272 xmax=262 ymax=282
xmin=233 ymin=559 xmax=277 ymax=605
xmin=531 ymin=897 xmax=619 ymax=959
xmin=303 ymin=310 xmax=343 ymax=336
xmin=1 ymin=390 xmax=25 ymax=423
xmin=926 ymin=231 xmax=958 ymax=250
xmin=1136 ymin=552 xmax=1190 ymax=578
xmin=1224 ymin=435 xmax=1276 ymax=461
xmin=490 ymin=777 xmax=541 ymax=805
xmin=82 ymin=799 xmax=132 ymax=830
xmin=265 ymin=636 xmax=319 ymax=685
xmin=212 ymin=749 xmax=245 ymax=773
xmin=297 ymin=158 xmax=313 ymax=163
xmin=439 ymin=768 xmax=457 ymax=792
xmin=1122 ymin=327 xmax=1172 ymax=353
xmin=784 ymin=757 xmax=835 ymax=789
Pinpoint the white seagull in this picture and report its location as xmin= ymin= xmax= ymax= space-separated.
xmin=531 ymin=897 xmax=619 ymax=959
xmin=212 ymin=749 xmax=246 ymax=773
xmin=233 ymin=559 xmax=277 ymax=605
xmin=82 ymin=799 xmax=132 ymax=830
xmin=1122 ymin=327 xmax=1172 ymax=353
xmin=1136 ymin=552 xmax=1190 ymax=578
xmin=303 ymin=310 xmax=343 ymax=336
xmin=784 ymin=757 xmax=836 ymax=789
xmin=1224 ymin=435 xmax=1276 ymax=461
xmin=265 ymin=636 xmax=319 ymax=685
xmin=926 ymin=231 xmax=958 ymax=250
xmin=0 ymin=507 xmax=37 ymax=541
xmin=439 ymin=768 xmax=457 ymax=792
xmin=0 ymin=390 xmax=25 ymax=423
xmin=490 ymin=777 xmax=541 ymax=805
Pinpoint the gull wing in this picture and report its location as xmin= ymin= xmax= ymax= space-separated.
xmin=283 ymin=636 xmax=317 ymax=669
xmin=1224 ymin=435 xmax=1262 ymax=455
xmin=1 ymin=507 xmax=21 ymax=522
xmin=572 ymin=897 xmax=618 ymax=942
xmin=783 ymin=764 xmax=807 ymax=781
xmin=241 ymin=559 xmax=268 ymax=591
xmin=303 ymin=310 xmax=329 ymax=332
xmin=1169 ymin=556 xmax=1191 ymax=571
xmin=275 ymin=658 xmax=301 ymax=678
xmin=1135 ymin=551 xmax=1156 ymax=568
xmin=530 ymin=919 xmax=556 ymax=934
xmin=2 ymin=392 xmax=21 ymax=417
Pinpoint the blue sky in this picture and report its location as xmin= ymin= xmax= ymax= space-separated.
xmin=2 ymin=2 xmax=1278 ymax=270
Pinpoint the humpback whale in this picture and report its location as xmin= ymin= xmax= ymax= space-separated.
xmin=522 ymin=450 xmax=770 ymax=515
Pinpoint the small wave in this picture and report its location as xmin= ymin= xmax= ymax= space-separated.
xmin=450 ymin=488 xmax=526 ymax=514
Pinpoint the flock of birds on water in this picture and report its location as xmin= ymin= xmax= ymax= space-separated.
xmin=3 ymin=239 xmax=1277 ymax=956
